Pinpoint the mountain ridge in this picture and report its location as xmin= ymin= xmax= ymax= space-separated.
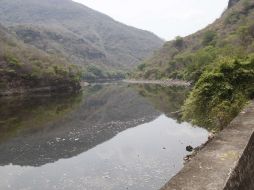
xmin=0 ymin=0 xmax=164 ymax=77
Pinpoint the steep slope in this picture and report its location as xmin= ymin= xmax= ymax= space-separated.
xmin=134 ymin=0 xmax=254 ymax=81
xmin=0 ymin=0 xmax=164 ymax=77
xmin=0 ymin=24 xmax=81 ymax=95
xmin=133 ymin=0 xmax=254 ymax=130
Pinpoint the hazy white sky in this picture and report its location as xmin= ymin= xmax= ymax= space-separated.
xmin=73 ymin=0 xmax=229 ymax=40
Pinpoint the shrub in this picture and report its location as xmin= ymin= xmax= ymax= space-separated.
xmin=174 ymin=36 xmax=184 ymax=49
xmin=182 ymin=56 xmax=254 ymax=130
xmin=225 ymin=11 xmax=241 ymax=25
xmin=238 ymin=25 xmax=254 ymax=46
xmin=4 ymin=54 xmax=21 ymax=67
xmin=137 ymin=63 xmax=146 ymax=71
xmin=87 ymin=65 xmax=104 ymax=78
xmin=202 ymin=30 xmax=217 ymax=46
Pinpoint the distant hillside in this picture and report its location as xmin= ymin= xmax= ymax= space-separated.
xmin=134 ymin=0 xmax=254 ymax=81
xmin=0 ymin=24 xmax=81 ymax=95
xmin=0 ymin=0 xmax=164 ymax=79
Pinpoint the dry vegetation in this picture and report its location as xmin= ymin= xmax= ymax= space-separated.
xmin=0 ymin=24 xmax=82 ymax=93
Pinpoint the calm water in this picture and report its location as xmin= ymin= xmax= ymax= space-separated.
xmin=0 ymin=84 xmax=208 ymax=190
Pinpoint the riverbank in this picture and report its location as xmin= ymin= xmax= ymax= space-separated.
xmin=161 ymin=100 xmax=254 ymax=190
xmin=123 ymin=79 xmax=191 ymax=87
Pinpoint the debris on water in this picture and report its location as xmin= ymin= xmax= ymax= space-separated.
xmin=184 ymin=155 xmax=192 ymax=162
xmin=186 ymin=145 xmax=193 ymax=152
xmin=102 ymin=175 xmax=111 ymax=179
xmin=56 ymin=138 xmax=61 ymax=142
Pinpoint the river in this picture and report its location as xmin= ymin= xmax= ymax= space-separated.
xmin=0 ymin=83 xmax=208 ymax=190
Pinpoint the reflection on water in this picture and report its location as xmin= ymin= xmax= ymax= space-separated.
xmin=0 ymin=84 xmax=208 ymax=190
xmin=132 ymin=84 xmax=189 ymax=120
xmin=0 ymin=94 xmax=83 ymax=144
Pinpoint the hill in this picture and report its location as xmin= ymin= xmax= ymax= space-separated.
xmin=133 ymin=0 xmax=254 ymax=129
xmin=0 ymin=0 xmax=164 ymax=79
xmin=134 ymin=0 xmax=254 ymax=81
xmin=0 ymin=24 xmax=82 ymax=95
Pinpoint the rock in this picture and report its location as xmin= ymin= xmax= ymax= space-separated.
xmin=186 ymin=145 xmax=194 ymax=152
xmin=208 ymin=133 xmax=215 ymax=141
xmin=184 ymin=155 xmax=192 ymax=162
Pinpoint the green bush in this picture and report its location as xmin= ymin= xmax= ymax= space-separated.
xmin=202 ymin=30 xmax=217 ymax=46
xmin=183 ymin=46 xmax=218 ymax=81
xmin=174 ymin=36 xmax=184 ymax=49
xmin=4 ymin=54 xmax=21 ymax=67
xmin=182 ymin=56 xmax=254 ymax=130
xmin=137 ymin=63 xmax=146 ymax=71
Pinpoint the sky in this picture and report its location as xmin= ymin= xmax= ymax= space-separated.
xmin=73 ymin=0 xmax=229 ymax=40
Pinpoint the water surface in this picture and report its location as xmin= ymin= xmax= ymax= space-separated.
xmin=0 ymin=84 xmax=208 ymax=190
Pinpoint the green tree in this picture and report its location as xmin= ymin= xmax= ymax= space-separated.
xmin=202 ymin=30 xmax=217 ymax=46
xmin=174 ymin=36 xmax=184 ymax=49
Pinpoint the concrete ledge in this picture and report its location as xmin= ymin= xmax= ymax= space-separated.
xmin=161 ymin=101 xmax=254 ymax=190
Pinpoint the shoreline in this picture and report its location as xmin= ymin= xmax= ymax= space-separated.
xmin=123 ymin=79 xmax=191 ymax=87
xmin=0 ymin=85 xmax=81 ymax=97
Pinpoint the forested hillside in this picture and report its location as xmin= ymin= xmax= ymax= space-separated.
xmin=0 ymin=24 xmax=82 ymax=95
xmin=134 ymin=0 xmax=254 ymax=129
xmin=0 ymin=0 xmax=164 ymax=79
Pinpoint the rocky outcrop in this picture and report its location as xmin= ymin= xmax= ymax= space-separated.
xmin=228 ymin=0 xmax=241 ymax=8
